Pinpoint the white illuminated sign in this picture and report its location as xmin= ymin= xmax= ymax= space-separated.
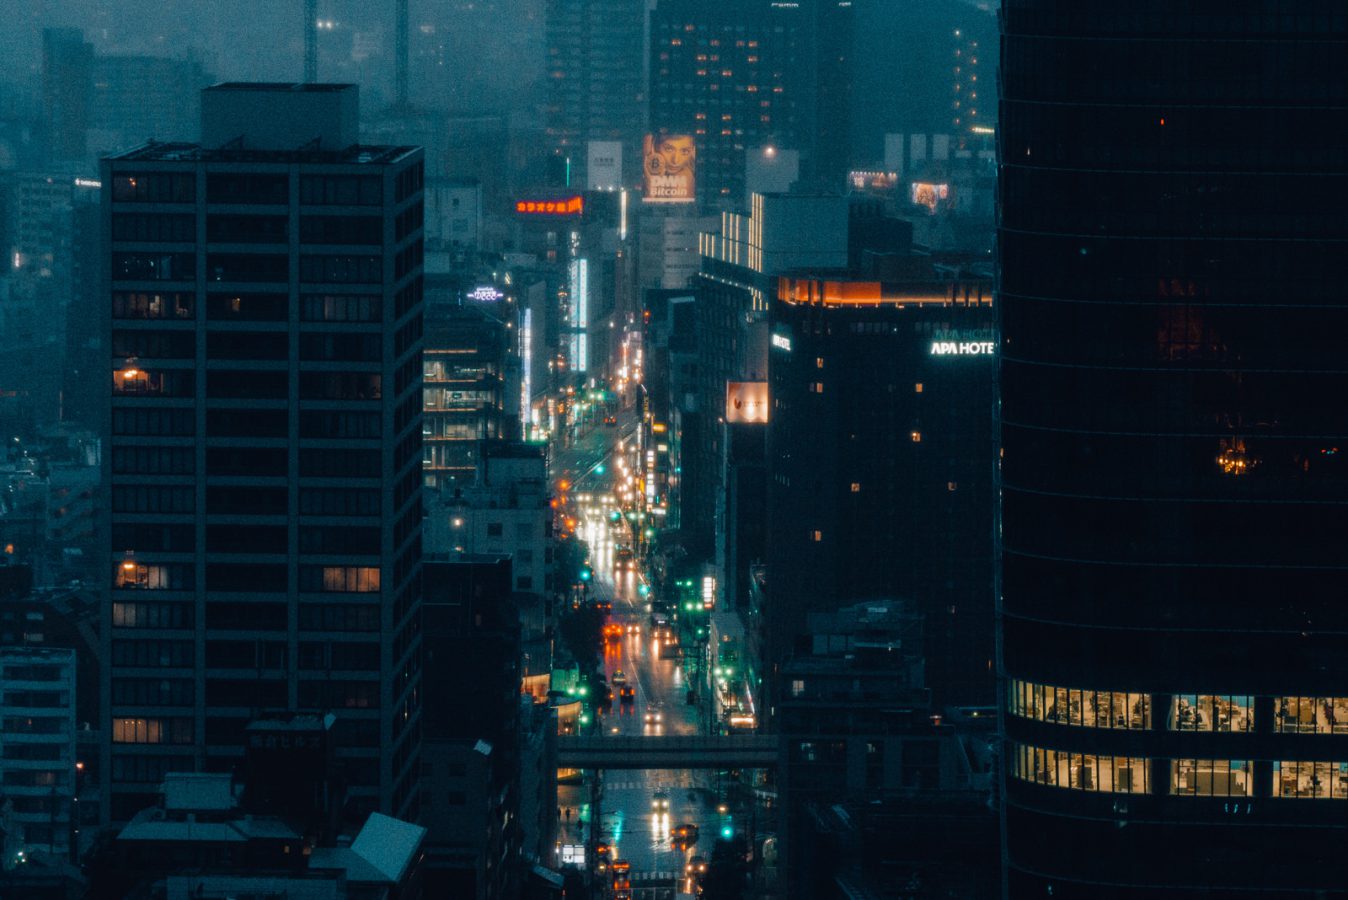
xmin=930 ymin=341 xmax=995 ymax=356
xmin=770 ymin=333 xmax=792 ymax=352
xmin=469 ymin=286 xmax=503 ymax=302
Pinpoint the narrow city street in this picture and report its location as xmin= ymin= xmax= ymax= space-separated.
xmin=554 ymin=409 xmax=742 ymax=894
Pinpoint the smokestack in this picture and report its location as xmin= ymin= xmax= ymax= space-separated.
xmin=304 ymin=0 xmax=318 ymax=82
xmin=396 ymin=0 xmax=408 ymax=106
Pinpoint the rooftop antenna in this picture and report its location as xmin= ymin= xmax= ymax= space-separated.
xmin=304 ymin=0 xmax=318 ymax=82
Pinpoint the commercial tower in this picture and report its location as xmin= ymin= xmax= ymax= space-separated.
xmin=767 ymin=274 xmax=994 ymax=710
xmin=999 ymin=6 xmax=1348 ymax=896
xmin=101 ymin=84 xmax=424 ymax=824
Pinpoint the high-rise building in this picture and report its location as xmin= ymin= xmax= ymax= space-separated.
xmin=766 ymin=273 xmax=994 ymax=711
xmin=999 ymin=7 xmax=1348 ymax=896
xmin=545 ymin=0 xmax=648 ymax=186
xmin=649 ymin=0 xmax=816 ymax=208
xmin=101 ymin=83 xmax=425 ymax=825
xmin=42 ymin=28 xmax=93 ymax=164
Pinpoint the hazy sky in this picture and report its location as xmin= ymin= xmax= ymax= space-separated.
xmin=0 ymin=0 xmax=546 ymax=114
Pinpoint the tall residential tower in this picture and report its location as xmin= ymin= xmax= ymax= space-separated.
xmin=102 ymin=83 xmax=424 ymax=824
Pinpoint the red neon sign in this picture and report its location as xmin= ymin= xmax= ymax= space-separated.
xmin=515 ymin=196 xmax=584 ymax=216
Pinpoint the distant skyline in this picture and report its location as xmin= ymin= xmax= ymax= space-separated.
xmin=1 ymin=0 xmax=548 ymax=115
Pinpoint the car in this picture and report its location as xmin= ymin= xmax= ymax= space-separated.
xmin=672 ymin=823 xmax=699 ymax=848
xmin=603 ymin=415 xmax=618 ymax=426
xmin=620 ymin=686 xmax=636 ymax=703
xmin=595 ymin=841 xmax=611 ymax=859
xmin=651 ymin=790 xmax=670 ymax=812
xmin=611 ymin=670 xmax=626 ymax=687
xmin=603 ymin=623 xmax=624 ymax=641
xmin=644 ymin=705 xmax=664 ymax=725
xmin=625 ymin=622 xmax=641 ymax=635
xmin=686 ymin=856 xmax=708 ymax=876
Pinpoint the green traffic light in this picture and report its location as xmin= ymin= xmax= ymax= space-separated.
xmin=580 ymin=569 xmax=592 ymax=581
xmin=595 ymin=464 xmax=606 ymax=474
xmin=721 ymin=825 xmax=733 ymax=839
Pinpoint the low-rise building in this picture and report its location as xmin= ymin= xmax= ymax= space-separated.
xmin=0 ymin=646 xmax=77 ymax=860
xmin=776 ymin=600 xmax=998 ymax=898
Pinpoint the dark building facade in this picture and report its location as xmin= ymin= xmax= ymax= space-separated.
xmin=422 ymin=556 xmax=523 ymax=899
xmin=777 ymin=600 xmax=998 ymax=899
xmin=999 ymin=6 xmax=1348 ymax=896
xmin=767 ymin=275 xmax=994 ymax=711
xmin=101 ymin=84 xmax=425 ymax=824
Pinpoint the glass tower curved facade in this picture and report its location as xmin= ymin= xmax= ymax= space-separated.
xmin=998 ymin=4 xmax=1348 ymax=896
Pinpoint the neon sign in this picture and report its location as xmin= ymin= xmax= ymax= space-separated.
xmin=770 ymin=333 xmax=792 ymax=352
xmin=515 ymin=196 xmax=584 ymax=216
xmin=930 ymin=341 xmax=995 ymax=356
xmin=469 ymin=286 xmax=503 ymax=301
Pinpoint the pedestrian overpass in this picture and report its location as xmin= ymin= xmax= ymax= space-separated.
xmin=557 ymin=734 xmax=778 ymax=769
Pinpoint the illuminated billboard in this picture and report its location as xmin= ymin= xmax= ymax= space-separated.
xmin=725 ymin=382 xmax=769 ymax=424
xmin=848 ymin=170 xmax=899 ymax=195
xmin=515 ymin=196 xmax=584 ymax=216
xmin=643 ymin=134 xmax=696 ymax=204
xmin=910 ymin=181 xmax=951 ymax=213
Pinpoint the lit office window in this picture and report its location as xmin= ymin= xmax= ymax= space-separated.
xmin=1275 ymin=761 xmax=1348 ymax=799
xmin=1275 ymin=697 xmax=1348 ymax=734
xmin=1010 ymin=743 xmax=1148 ymax=793
xmin=1170 ymin=695 xmax=1254 ymax=732
xmin=1008 ymin=680 xmax=1151 ymax=730
xmin=1172 ymin=759 xmax=1250 ymax=797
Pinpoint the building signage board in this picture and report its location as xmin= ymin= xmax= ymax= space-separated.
xmin=726 ymin=381 xmax=769 ymax=424
xmin=930 ymin=340 xmax=995 ymax=356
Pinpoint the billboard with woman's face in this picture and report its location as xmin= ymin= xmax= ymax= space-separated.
xmin=643 ymin=134 xmax=696 ymax=203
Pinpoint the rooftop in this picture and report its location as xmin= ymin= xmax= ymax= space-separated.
xmin=776 ymin=274 xmax=993 ymax=308
xmin=206 ymin=82 xmax=355 ymax=93
xmin=309 ymin=813 xmax=426 ymax=885
xmin=108 ymin=140 xmax=418 ymax=166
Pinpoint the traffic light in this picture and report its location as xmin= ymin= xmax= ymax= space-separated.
xmin=580 ymin=568 xmax=592 ymax=582
xmin=721 ymin=823 xmax=734 ymax=840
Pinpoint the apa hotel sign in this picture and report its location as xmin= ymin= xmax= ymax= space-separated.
xmin=931 ymin=340 xmax=995 ymax=356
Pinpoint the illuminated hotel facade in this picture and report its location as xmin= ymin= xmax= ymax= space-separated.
xmin=999 ymin=6 xmax=1348 ymax=895
xmin=766 ymin=274 xmax=994 ymax=714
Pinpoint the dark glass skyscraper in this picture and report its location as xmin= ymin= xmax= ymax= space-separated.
xmin=999 ymin=5 xmax=1348 ymax=896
